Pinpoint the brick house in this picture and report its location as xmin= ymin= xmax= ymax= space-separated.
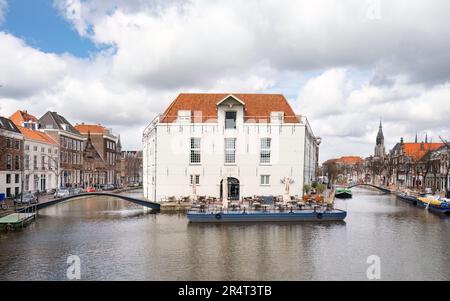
xmin=0 ymin=116 xmax=24 ymax=198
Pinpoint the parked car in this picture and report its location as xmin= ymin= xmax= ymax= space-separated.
xmin=14 ymin=193 xmax=38 ymax=205
xmin=102 ymin=184 xmax=115 ymax=191
xmin=54 ymin=189 xmax=70 ymax=199
xmin=73 ymin=188 xmax=85 ymax=195
xmin=86 ymin=187 xmax=96 ymax=193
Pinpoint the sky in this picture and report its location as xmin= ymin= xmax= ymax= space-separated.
xmin=1 ymin=0 xmax=450 ymax=161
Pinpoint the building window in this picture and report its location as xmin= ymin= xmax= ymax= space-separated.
xmin=225 ymin=111 xmax=237 ymax=129
xmin=14 ymin=187 xmax=19 ymax=197
xmin=33 ymin=146 xmax=38 ymax=152
xmin=190 ymin=138 xmax=201 ymax=164
xmin=33 ymin=156 xmax=38 ymax=170
xmin=6 ymin=155 xmax=12 ymax=170
xmin=6 ymin=174 xmax=11 ymax=184
xmin=225 ymin=138 xmax=236 ymax=164
xmin=25 ymin=155 xmax=30 ymax=170
xmin=6 ymin=139 xmax=11 ymax=148
xmin=260 ymin=175 xmax=270 ymax=185
xmin=260 ymin=138 xmax=271 ymax=164
xmin=14 ymin=155 xmax=20 ymax=170
xmin=25 ymin=145 xmax=30 ymax=151
xmin=15 ymin=140 xmax=20 ymax=150
xmin=41 ymin=156 xmax=45 ymax=169
xmin=178 ymin=110 xmax=191 ymax=123
xmin=15 ymin=174 xmax=20 ymax=184
xmin=190 ymin=175 xmax=200 ymax=185
xmin=6 ymin=188 xmax=11 ymax=198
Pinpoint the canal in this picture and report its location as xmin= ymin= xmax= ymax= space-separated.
xmin=0 ymin=188 xmax=448 ymax=280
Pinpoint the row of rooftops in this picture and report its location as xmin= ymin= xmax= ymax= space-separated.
xmin=2 ymin=110 xmax=119 ymax=146
xmin=324 ymin=142 xmax=446 ymax=166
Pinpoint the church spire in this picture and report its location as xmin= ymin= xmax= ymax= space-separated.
xmin=415 ymin=132 xmax=418 ymax=143
xmin=425 ymin=133 xmax=428 ymax=144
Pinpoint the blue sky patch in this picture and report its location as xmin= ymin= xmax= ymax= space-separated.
xmin=0 ymin=0 xmax=98 ymax=57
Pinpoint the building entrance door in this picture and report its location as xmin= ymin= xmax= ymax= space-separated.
xmin=220 ymin=177 xmax=240 ymax=200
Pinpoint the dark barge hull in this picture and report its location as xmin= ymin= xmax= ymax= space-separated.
xmin=396 ymin=193 xmax=419 ymax=206
xmin=187 ymin=209 xmax=347 ymax=223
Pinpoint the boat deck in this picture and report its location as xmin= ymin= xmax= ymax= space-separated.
xmin=0 ymin=213 xmax=36 ymax=230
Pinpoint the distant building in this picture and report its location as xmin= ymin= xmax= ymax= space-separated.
xmin=374 ymin=120 xmax=385 ymax=158
xmin=323 ymin=156 xmax=364 ymax=184
xmin=120 ymin=151 xmax=143 ymax=186
xmin=0 ymin=116 xmax=23 ymax=198
xmin=390 ymin=137 xmax=444 ymax=188
xmin=39 ymin=112 xmax=85 ymax=188
xmin=142 ymin=93 xmax=319 ymax=202
xmin=74 ymin=123 xmax=119 ymax=186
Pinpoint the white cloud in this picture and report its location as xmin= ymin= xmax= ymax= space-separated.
xmin=1 ymin=0 xmax=450 ymax=155
xmin=297 ymin=68 xmax=450 ymax=160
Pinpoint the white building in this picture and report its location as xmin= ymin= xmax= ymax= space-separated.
xmin=9 ymin=110 xmax=60 ymax=193
xmin=20 ymin=127 xmax=59 ymax=193
xmin=143 ymin=93 xmax=319 ymax=202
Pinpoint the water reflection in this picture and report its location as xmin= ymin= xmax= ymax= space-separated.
xmin=0 ymin=188 xmax=448 ymax=280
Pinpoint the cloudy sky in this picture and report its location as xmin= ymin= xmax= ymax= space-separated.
xmin=1 ymin=0 xmax=449 ymax=161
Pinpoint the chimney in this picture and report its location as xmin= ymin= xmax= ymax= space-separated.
xmin=400 ymin=137 xmax=404 ymax=145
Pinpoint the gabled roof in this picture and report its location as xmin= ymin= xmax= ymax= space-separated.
xmin=0 ymin=116 xmax=22 ymax=134
xmin=39 ymin=111 xmax=81 ymax=135
xmin=402 ymin=142 xmax=444 ymax=161
xmin=160 ymin=93 xmax=300 ymax=123
xmin=17 ymin=126 xmax=58 ymax=145
xmin=9 ymin=110 xmax=38 ymax=126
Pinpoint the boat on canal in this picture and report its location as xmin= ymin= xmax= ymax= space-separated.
xmin=417 ymin=195 xmax=450 ymax=215
xmin=335 ymin=187 xmax=353 ymax=199
xmin=396 ymin=192 xmax=419 ymax=206
xmin=187 ymin=209 xmax=347 ymax=223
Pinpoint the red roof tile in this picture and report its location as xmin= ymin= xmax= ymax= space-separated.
xmin=9 ymin=110 xmax=38 ymax=126
xmin=337 ymin=156 xmax=364 ymax=164
xmin=18 ymin=126 xmax=58 ymax=145
xmin=402 ymin=143 xmax=444 ymax=161
xmin=74 ymin=124 xmax=106 ymax=134
xmin=160 ymin=93 xmax=300 ymax=123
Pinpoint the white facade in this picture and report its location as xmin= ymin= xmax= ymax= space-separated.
xmin=143 ymin=94 xmax=319 ymax=202
xmin=23 ymin=139 xmax=59 ymax=193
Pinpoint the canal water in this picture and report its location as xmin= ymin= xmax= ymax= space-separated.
xmin=0 ymin=189 xmax=448 ymax=281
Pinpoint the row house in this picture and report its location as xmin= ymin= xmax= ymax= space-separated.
xmin=39 ymin=112 xmax=85 ymax=188
xmin=142 ymin=93 xmax=319 ymax=202
xmin=419 ymin=144 xmax=449 ymax=193
xmin=0 ymin=116 xmax=23 ymax=198
xmin=120 ymin=151 xmax=143 ymax=186
xmin=10 ymin=111 xmax=59 ymax=193
xmin=74 ymin=124 xmax=120 ymax=186
xmin=390 ymin=138 xmax=444 ymax=190
xmin=322 ymin=156 xmax=364 ymax=184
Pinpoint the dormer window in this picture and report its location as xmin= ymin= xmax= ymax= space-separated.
xmin=271 ymin=112 xmax=284 ymax=124
xmin=225 ymin=111 xmax=237 ymax=129
xmin=177 ymin=110 xmax=191 ymax=123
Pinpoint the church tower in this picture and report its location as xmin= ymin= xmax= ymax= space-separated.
xmin=374 ymin=120 xmax=385 ymax=158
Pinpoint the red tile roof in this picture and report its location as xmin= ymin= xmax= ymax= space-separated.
xmin=160 ymin=93 xmax=300 ymax=123
xmin=74 ymin=124 xmax=106 ymax=134
xmin=9 ymin=110 xmax=38 ymax=126
xmin=337 ymin=156 xmax=364 ymax=165
xmin=402 ymin=143 xmax=444 ymax=161
xmin=18 ymin=126 xmax=58 ymax=145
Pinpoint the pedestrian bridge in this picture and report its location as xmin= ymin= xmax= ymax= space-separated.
xmin=347 ymin=183 xmax=391 ymax=194
xmin=34 ymin=192 xmax=161 ymax=212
